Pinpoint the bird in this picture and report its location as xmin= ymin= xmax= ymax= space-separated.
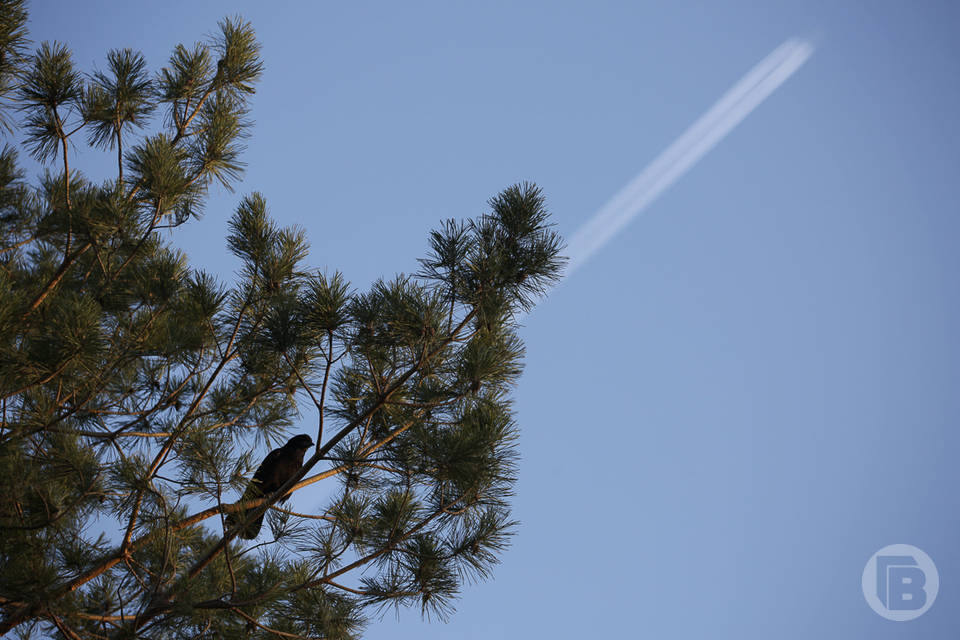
xmin=225 ymin=434 xmax=314 ymax=539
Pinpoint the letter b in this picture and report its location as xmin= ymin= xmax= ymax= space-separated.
xmin=888 ymin=566 xmax=926 ymax=611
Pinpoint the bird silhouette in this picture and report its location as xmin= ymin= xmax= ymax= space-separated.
xmin=226 ymin=434 xmax=314 ymax=539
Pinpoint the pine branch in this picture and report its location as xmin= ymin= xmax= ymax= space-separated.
xmin=17 ymin=241 xmax=91 ymax=323
xmin=0 ymin=10 xmax=560 ymax=636
xmin=230 ymin=607 xmax=313 ymax=640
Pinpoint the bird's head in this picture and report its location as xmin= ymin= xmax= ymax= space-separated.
xmin=286 ymin=434 xmax=315 ymax=450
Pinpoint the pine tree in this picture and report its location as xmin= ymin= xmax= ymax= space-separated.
xmin=0 ymin=2 xmax=564 ymax=638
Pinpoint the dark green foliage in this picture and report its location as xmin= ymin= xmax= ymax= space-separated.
xmin=126 ymin=133 xmax=201 ymax=219
xmin=19 ymin=41 xmax=82 ymax=163
xmin=0 ymin=0 xmax=28 ymax=131
xmin=83 ymin=48 xmax=154 ymax=152
xmin=0 ymin=4 xmax=564 ymax=639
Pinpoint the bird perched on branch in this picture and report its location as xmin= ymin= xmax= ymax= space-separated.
xmin=226 ymin=434 xmax=314 ymax=539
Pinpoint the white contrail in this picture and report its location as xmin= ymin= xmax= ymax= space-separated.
xmin=565 ymin=38 xmax=814 ymax=275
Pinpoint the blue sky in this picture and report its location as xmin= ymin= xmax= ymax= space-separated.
xmin=22 ymin=1 xmax=960 ymax=638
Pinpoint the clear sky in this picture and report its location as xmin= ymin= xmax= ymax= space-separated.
xmin=22 ymin=1 xmax=960 ymax=638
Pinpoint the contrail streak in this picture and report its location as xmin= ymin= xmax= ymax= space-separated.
xmin=565 ymin=38 xmax=814 ymax=275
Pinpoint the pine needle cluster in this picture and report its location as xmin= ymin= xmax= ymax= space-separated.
xmin=0 ymin=3 xmax=564 ymax=638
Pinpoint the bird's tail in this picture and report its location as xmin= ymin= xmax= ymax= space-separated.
xmin=225 ymin=482 xmax=265 ymax=540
